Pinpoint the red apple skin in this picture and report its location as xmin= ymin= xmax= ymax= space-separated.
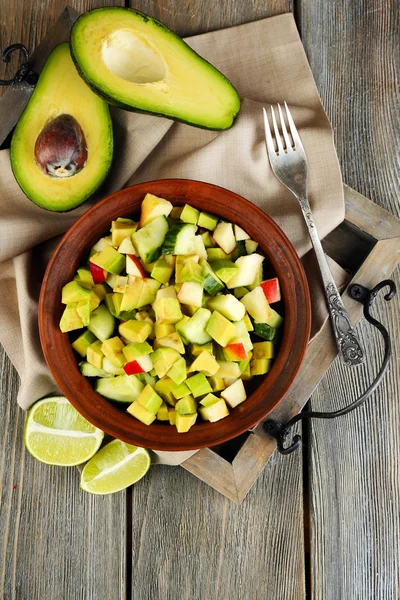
xmin=260 ymin=278 xmax=281 ymax=304
xmin=224 ymin=343 xmax=248 ymax=361
xmin=123 ymin=360 xmax=145 ymax=375
xmin=89 ymin=262 xmax=106 ymax=284
xmin=127 ymin=255 xmax=147 ymax=278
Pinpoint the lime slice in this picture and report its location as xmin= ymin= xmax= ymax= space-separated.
xmin=80 ymin=440 xmax=151 ymax=495
xmin=24 ymin=396 xmax=104 ymax=466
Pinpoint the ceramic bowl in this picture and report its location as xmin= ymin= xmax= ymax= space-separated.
xmin=39 ymin=179 xmax=311 ymax=451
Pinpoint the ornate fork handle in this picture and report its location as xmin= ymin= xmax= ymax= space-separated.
xmin=298 ymin=194 xmax=365 ymax=366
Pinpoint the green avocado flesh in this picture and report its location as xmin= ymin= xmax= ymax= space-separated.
xmin=10 ymin=43 xmax=113 ymax=212
xmin=70 ymin=7 xmax=241 ymax=130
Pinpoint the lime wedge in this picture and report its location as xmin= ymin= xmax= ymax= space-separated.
xmin=24 ymin=396 xmax=104 ymax=466
xmin=80 ymin=440 xmax=151 ymax=495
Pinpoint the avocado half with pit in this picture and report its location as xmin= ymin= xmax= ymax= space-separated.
xmin=11 ymin=43 xmax=113 ymax=212
xmin=70 ymin=7 xmax=241 ymax=130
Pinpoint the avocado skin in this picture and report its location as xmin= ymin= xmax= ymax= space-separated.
xmin=70 ymin=7 xmax=241 ymax=131
xmin=10 ymin=43 xmax=114 ymax=213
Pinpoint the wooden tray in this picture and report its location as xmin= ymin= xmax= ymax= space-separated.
xmin=180 ymin=185 xmax=400 ymax=503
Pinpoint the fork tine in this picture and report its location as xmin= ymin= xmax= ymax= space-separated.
xmin=262 ymin=107 xmax=277 ymax=157
xmin=277 ymin=103 xmax=292 ymax=150
xmin=270 ymin=106 xmax=284 ymax=154
xmin=284 ymin=102 xmax=304 ymax=151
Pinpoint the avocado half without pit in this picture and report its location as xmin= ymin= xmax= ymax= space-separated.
xmin=70 ymin=7 xmax=241 ymax=130
xmin=10 ymin=43 xmax=113 ymax=212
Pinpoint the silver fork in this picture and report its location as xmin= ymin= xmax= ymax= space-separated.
xmin=263 ymin=103 xmax=365 ymax=366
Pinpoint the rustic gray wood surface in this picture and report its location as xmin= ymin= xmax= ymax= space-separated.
xmin=0 ymin=1 xmax=398 ymax=599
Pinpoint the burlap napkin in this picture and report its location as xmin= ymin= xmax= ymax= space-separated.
xmin=0 ymin=13 xmax=346 ymax=466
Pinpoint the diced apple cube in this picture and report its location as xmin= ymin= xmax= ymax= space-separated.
xmin=221 ymin=379 xmax=247 ymax=408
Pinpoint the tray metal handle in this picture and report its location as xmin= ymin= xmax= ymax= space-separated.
xmin=264 ymin=279 xmax=396 ymax=455
xmin=0 ymin=43 xmax=37 ymax=86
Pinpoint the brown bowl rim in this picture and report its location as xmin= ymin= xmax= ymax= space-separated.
xmin=39 ymin=179 xmax=311 ymax=451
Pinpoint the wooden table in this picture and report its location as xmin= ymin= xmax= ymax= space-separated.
xmin=0 ymin=2 xmax=399 ymax=598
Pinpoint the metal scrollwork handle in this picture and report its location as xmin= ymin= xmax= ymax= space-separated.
xmin=326 ymin=282 xmax=365 ymax=366
xmin=264 ymin=279 xmax=396 ymax=455
xmin=0 ymin=43 xmax=38 ymax=86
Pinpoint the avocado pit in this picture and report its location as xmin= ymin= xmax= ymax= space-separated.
xmin=34 ymin=114 xmax=88 ymax=178
xmin=101 ymin=29 xmax=166 ymax=84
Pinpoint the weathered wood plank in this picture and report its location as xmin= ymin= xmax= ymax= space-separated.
xmin=128 ymin=0 xmax=292 ymax=37
xmin=299 ymin=1 xmax=400 ymax=598
xmin=0 ymin=2 xmax=126 ymax=599
xmin=130 ymin=451 xmax=305 ymax=600
xmin=0 ymin=345 xmax=126 ymax=600
xmin=123 ymin=3 xmax=304 ymax=599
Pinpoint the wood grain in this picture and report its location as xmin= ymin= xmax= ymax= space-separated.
xmin=130 ymin=451 xmax=304 ymax=600
xmin=129 ymin=0 xmax=292 ymax=37
xmin=299 ymin=2 xmax=400 ymax=598
xmin=0 ymin=345 xmax=126 ymax=600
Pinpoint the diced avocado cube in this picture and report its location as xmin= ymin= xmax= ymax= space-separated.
xmin=206 ymin=311 xmax=236 ymax=347
xmin=157 ymin=401 xmax=170 ymax=421
xmin=170 ymin=206 xmax=183 ymax=220
xmin=200 ymin=231 xmax=216 ymax=248
xmin=180 ymin=204 xmax=199 ymax=224
xmin=92 ymin=283 xmax=109 ymax=301
xmin=127 ymin=400 xmax=156 ymax=426
xmin=239 ymin=352 xmax=252 ymax=373
xmin=111 ymin=219 xmax=138 ymax=247
xmin=243 ymin=312 xmax=254 ymax=331
xmin=172 ymin=381 xmax=191 ymax=400
xmin=198 ymin=211 xmax=218 ymax=231
xmin=76 ymin=300 xmax=91 ymax=327
xmin=71 ymin=329 xmax=97 ymax=357
xmin=154 ymin=378 xmax=177 ymax=406
xmin=76 ymin=267 xmax=94 ymax=288
xmin=151 ymin=258 xmax=174 ymax=284
xmin=175 ymin=254 xmax=199 ymax=283
xmin=122 ymin=341 xmax=153 ymax=362
xmin=175 ymin=412 xmax=197 ymax=433
xmin=221 ymin=379 xmax=247 ymax=408
xmin=62 ymin=281 xmax=91 ymax=304
xmin=180 ymin=259 xmax=204 ymax=284
xmin=250 ymin=358 xmax=273 ymax=376
xmin=233 ymin=286 xmax=249 ymax=300
xmin=87 ymin=340 xmax=104 ymax=369
xmin=167 ymin=356 xmax=187 ymax=385
xmin=137 ymin=384 xmax=163 ymax=414
xmin=138 ymin=279 xmax=162 ymax=308
xmin=91 ymin=245 xmax=125 ymax=275
xmin=208 ymin=376 xmax=226 ymax=392
xmin=190 ymin=342 xmax=213 ymax=357
xmin=168 ymin=407 xmax=177 ymax=425
xmin=199 ymin=398 xmax=230 ymax=422
xmin=151 ymin=348 xmax=181 ymax=378
xmin=154 ymin=323 xmax=175 ymax=339
xmin=186 ymin=373 xmax=212 ymax=398
xmin=153 ymin=297 xmax=183 ymax=324
xmin=199 ymin=393 xmax=220 ymax=407
xmin=241 ymin=363 xmax=253 ymax=381
xmin=207 ymin=248 xmax=231 ymax=262
xmin=266 ymin=308 xmax=284 ymax=329
xmin=156 ymin=332 xmax=185 ymax=354
xmin=252 ymin=341 xmax=275 ymax=359
xmin=209 ymin=260 xmax=239 ymax=284
xmin=101 ymin=337 xmax=125 ymax=368
xmin=176 ymin=395 xmax=197 ymax=415
xmin=245 ymin=239 xmax=259 ymax=254
xmin=188 ymin=351 xmax=219 ymax=376
xmin=59 ymin=303 xmax=84 ymax=333
xmin=119 ymin=320 xmax=152 ymax=343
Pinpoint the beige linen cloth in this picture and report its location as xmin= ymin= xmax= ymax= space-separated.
xmin=0 ymin=14 xmax=346 ymax=465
